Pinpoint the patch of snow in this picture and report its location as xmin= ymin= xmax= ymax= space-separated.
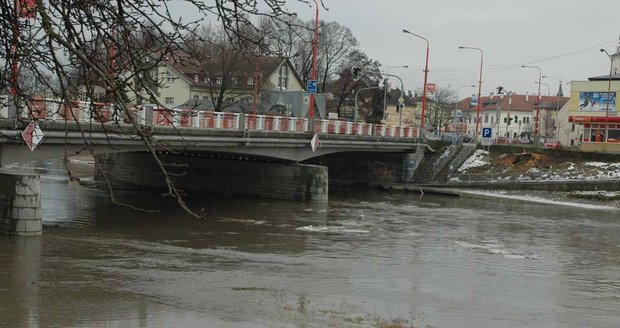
xmin=460 ymin=190 xmax=619 ymax=210
xmin=585 ymin=161 xmax=610 ymax=168
xmin=458 ymin=150 xmax=490 ymax=172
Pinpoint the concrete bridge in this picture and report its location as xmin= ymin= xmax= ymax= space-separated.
xmin=0 ymin=102 xmax=431 ymax=236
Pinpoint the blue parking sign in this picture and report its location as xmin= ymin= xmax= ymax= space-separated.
xmin=482 ymin=127 xmax=492 ymax=138
xmin=306 ymin=79 xmax=318 ymax=94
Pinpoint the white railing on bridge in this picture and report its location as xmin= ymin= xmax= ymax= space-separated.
xmin=13 ymin=98 xmax=417 ymax=139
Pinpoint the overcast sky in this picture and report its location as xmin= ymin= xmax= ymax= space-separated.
xmin=280 ymin=0 xmax=619 ymax=99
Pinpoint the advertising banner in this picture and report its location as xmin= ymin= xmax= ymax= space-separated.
xmin=578 ymin=92 xmax=616 ymax=111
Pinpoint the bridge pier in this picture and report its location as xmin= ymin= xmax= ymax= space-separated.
xmin=0 ymin=173 xmax=42 ymax=236
xmin=97 ymin=153 xmax=328 ymax=202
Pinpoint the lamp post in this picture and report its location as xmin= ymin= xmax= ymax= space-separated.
xmin=308 ymin=0 xmax=320 ymax=132
xmin=383 ymin=65 xmax=408 ymax=123
xmin=455 ymin=85 xmax=475 ymax=132
xmin=535 ymin=81 xmax=551 ymax=139
xmin=543 ymin=75 xmax=563 ymax=140
xmin=522 ymin=65 xmax=542 ymax=144
xmin=381 ymin=72 xmax=405 ymax=126
xmin=601 ymin=49 xmax=613 ymax=144
xmin=455 ymin=84 xmax=476 ymax=111
xmin=403 ymin=29 xmax=429 ymax=137
xmin=459 ymin=46 xmax=484 ymax=140
xmin=535 ymin=81 xmax=550 ymax=97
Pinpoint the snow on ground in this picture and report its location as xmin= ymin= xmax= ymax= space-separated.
xmin=455 ymin=151 xmax=620 ymax=181
xmin=459 ymin=190 xmax=620 ymax=210
xmin=457 ymin=149 xmax=489 ymax=173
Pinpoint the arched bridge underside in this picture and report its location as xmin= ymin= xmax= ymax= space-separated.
xmin=0 ymin=121 xmax=430 ymax=166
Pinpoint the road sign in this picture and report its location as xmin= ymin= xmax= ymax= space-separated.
xmin=310 ymin=133 xmax=320 ymax=152
xmin=306 ymin=79 xmax=318 ymax=94
xmin=482 ymin=127 xmax=492 ymax=138
xmin=21 ymin=121 xmax=44 ymax=151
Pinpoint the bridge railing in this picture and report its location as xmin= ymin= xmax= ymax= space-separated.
xmin=14 ymin=98 xmax=418 ymax=139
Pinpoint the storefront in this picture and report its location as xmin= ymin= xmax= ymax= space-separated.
xmin=569 ymin=115 xmax=620 ymax=143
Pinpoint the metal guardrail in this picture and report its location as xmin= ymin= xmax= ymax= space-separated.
xmin=431 ymin=142 xmax=462 ymax=179
xmin=447 ymin=144 xmax=477 ymax=177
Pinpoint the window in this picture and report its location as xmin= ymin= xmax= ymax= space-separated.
xmin=278 ymin=64 xmax=289 ymax=91
xmin=193 ymin=74 xmax=199 ymax=83
xmin=215 ymin=77 xmax=223 ymax=85
xmin=166 ymin=71 xmax=175 ymax=82
xmin=204 ymin=76 xmax=211 ymax=84
xmin=203 ymin=96 xmax=209 ymax=101
xmin=165 ymin=97 xmax=174 ymax=104
xmin=247 ymin=77 xmax=254 ymax=86
xmin=193 ymin=95 xmax=199 ymax=100
xmin=231 ymin=77 xmax=239 ymax=85
xmin=484 ymin=115 xmax=489 ymax=123
xmin=491 ymin=116 xmax=494 ymax=123
xmin=571 ymin=124 xmax=575 ymax=132
xmin=225 ymin=97 xmax=235 ymax=103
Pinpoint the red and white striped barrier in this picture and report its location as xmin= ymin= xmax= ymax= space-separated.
xmin=14 ymin=98 xmax=417 ymax=139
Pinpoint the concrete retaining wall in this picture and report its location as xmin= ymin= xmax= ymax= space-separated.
xmin=0 ymin=173 xmax=42 ymax=236
xmin=97 ymin=153 xmax=328 ymax=202
xmin=444 ymin=179 xmax=620 ymax=192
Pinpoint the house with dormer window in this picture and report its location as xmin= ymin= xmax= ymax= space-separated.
xmin=152 ymin=54 xmax=305 ymax=113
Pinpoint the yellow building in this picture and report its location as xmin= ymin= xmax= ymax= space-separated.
xmin=561 ymin=47 xmax=620 ymax=153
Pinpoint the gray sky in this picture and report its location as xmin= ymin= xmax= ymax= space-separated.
xmin=282 ymin=0 xmax=619 ymax=99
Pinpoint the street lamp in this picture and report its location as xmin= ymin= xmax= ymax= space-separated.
xmin=535 ymin=81 xmax=551 ymax=139
xmin=535 ymin=81 xmax=550 ymax=97
xmin=383 ymin=65 xmax=408 ymax=123
xmin=403 ymin=28 xmax=429 ymax=137
xmin=542 ymin=75 xmax=563 ymax=139
xmin=455 ymin=84 xmax=476 ymax=110
xmin=308 ymin=0 xmax=320 ymax=132
xmin=459 ymin=46 xmax=484 ymax=139
xmin=522 ymin=65 xmax=542 ymax=144
xmin=601 ymin=49 xmax=613 ymax=144
xmin=455 ymin=85 xmax=475 ymax=129
xmin=381 ymin=72 xmax=405 ymax=126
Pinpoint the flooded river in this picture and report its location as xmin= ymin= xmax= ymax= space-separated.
xmin=1 ymin=160 xmax=619 ymax=327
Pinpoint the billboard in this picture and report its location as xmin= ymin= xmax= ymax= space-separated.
xmin=578 ymin=92 xmax=616 ymax=111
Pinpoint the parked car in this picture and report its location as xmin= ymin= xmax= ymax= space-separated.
xmin=543 ymin=140 xmax=561 ymax=149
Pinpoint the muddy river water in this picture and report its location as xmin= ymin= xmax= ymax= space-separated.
xmin=1 ymin=161 xmax=619 ymax=327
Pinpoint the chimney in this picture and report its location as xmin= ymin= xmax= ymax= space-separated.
xmin=525 ymin=92 xmax=529 ymax=102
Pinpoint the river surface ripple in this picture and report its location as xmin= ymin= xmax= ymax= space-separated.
xmin=1 ymin=163 xmax=619 ymax=327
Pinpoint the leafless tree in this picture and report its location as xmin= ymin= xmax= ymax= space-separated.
xmin=0 ymin=0 xmax=318 ymax=218
xmin=425 ymin=85 xmax=457 ymax=134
